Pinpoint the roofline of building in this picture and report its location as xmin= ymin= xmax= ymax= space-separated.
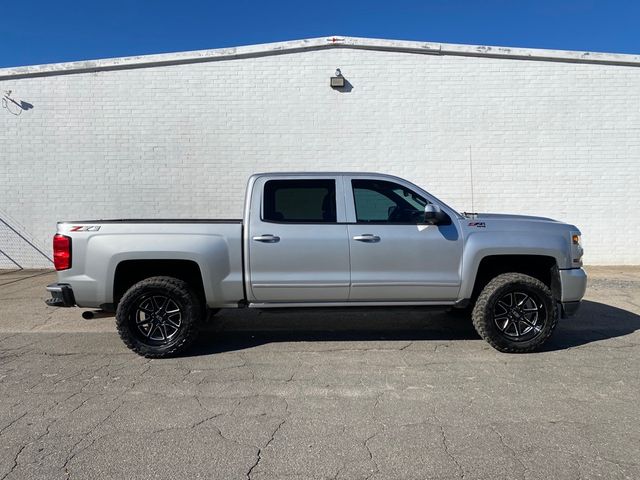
xmin=2 ymin=35 xmax=640 ymax=80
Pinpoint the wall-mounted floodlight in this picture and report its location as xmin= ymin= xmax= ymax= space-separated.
xmin=330 ymin=68 xmax=345 ymax=88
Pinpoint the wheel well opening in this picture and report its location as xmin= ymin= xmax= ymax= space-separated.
xmin=472 ymin=255 xmax=558 ymax=301
xmin=113 ymin=260 xmax=205 ymax=307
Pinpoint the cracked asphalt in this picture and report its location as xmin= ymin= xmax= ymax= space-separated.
xmin=0 ymin=267 xmax=639 ymax=479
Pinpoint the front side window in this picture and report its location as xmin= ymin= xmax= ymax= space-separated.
xmin=352 ymin=179 xmax=427 ymax=223
xmin=263 ymin=179 xmax=336 ymax=223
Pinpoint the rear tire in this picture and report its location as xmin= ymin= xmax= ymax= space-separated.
xmin=472 ymin=273 xmax=557 ymax=353
xmin=116 ymin=276 xmax=202 ymax=358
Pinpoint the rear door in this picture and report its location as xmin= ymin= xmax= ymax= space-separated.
xmin=247 ymin=176 xmax=350 ymax=302
xmin=345 ymin=176 xmax=463 ymax=302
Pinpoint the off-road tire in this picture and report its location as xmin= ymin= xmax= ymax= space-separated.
xmin=472 ymin=273 xmax=557 ymax=353
xmin=116 ymin=276 xmax=202 ymax=358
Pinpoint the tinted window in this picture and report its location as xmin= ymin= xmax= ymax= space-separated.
xmin=352 ymin=179 xmax=427 ymax=223
xmin=263 ymin=180 xmax=336 ymax=223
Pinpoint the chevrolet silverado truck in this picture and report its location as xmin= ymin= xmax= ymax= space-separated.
xmin=46 ymin=172 xmax=586 ymax=357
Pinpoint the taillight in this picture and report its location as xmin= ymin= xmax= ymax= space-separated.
xmin=53 ymin=234 xmax=72 ymax=270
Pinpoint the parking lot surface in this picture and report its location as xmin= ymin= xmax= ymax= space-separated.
xmin=1 ymin=267 xmax=639 ymax=479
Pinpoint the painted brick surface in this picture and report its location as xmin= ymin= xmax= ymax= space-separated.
xmin=1 ymin=46 xmax=639 ymax=267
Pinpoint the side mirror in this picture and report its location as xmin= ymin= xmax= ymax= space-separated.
xmin=423 ymin=204 xmax=445 ymax=225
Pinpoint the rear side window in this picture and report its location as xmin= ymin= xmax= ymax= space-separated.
xmin=263 ymin=179 xmax=337 ymax=223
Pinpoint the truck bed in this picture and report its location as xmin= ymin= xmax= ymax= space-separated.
xmin=55 ymin=220 xmax=245 ymax=309
xmin=58 ymin=219 xmax=242 ymax=224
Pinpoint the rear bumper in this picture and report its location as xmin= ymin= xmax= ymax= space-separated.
xmin=45 ymin=283 xmax=76 ymax=307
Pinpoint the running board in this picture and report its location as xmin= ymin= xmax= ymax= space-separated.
xmin=248 ymin=300 xmax=457 ymax=308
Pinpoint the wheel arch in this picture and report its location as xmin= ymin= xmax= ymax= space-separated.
xmin=111 ymin=259 xmax=206 ymax=310
xmin=458 ymin=229 xmax=567 ymax=303
xmin=462 ymin=254 xmax=560 ymax=304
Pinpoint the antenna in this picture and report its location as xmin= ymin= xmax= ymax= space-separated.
xmin=468 ymin=145 xmax=475 ymax=212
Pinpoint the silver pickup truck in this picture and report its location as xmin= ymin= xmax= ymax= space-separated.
xmin=46 ymin=172 xmax=586 ymax=357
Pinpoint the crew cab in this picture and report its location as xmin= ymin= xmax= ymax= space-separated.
xmin=46 ymin=172 xmax=587 ymax=356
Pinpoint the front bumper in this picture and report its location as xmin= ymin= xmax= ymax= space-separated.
xmin=561 ymin=301 xmax=581 ymax=317
xmin=45 ymin=283 xmax=76 ymax=307
xmin=559 ymin=268 xmax=587 ymax=302
xmin=558 ymin=268 xmax=587 ymax=318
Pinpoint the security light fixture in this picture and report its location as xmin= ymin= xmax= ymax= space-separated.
xmin=330 ymin=68 xmax=345 ymax=88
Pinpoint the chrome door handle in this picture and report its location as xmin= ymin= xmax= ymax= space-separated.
xmin=252 ymin=234 xmax=280 ymax=243
xmin=352 ymin=234 xmax=380 ymax=243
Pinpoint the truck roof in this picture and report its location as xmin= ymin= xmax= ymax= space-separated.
xmin=253 ymin=172 xmax=386 ymax=176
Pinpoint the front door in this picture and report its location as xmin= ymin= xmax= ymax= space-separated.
xmin=345 ymin=177 xmax=463 ymax=301
xmin=248 ymin=176 xmax=350 ymax=303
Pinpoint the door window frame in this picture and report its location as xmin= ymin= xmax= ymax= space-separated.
xmin=350 ymin=179 xmax=430 ymax=224
xmin=254 ymin=175 xmax=348 ymax=224
xmin=342 ymin=175 xmax=453 ymax=225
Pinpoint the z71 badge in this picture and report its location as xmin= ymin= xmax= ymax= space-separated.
xmin=69 ymin=225 xmax=101 ymax=232
xmin=468 ymin=222 xmax=486 ymax=228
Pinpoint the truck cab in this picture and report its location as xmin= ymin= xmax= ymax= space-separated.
xmin=245 ymin=173 xmax=462 ymax=305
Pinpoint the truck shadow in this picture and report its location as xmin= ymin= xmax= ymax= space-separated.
xmin=189 ymin=300 xmax=640 ymax=355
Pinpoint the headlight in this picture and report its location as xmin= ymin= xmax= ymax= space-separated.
xmin=571 ymin=232 xmax=583 ymax=266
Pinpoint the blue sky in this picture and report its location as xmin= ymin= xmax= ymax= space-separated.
xmin=1 ymin=0 xmax=638 ymax=68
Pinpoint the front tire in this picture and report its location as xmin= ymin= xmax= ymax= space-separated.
xmin=472 ymin=273 xmax=557 ymax=353
xmin=116 ymin=276 xmax=202 ymax=358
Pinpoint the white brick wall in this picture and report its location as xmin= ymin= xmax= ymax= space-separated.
xmin=1 ymin=39 xmax=639 ymax=267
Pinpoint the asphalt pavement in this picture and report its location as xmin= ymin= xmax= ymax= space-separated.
xmin=0 ymin=267 xmax=639 ymax=479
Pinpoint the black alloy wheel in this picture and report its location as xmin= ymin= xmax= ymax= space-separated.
xmin=472 ymin=273 xmax=558 ymax=353
xmin=116 ymin=276 xmax=202 ymax=358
